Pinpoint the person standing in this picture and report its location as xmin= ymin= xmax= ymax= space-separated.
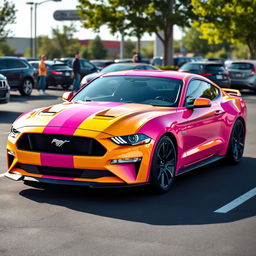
xmin=72 ymin=53 xmax=81 ymax=93
xmin=38 ymin=55 xmax=47 ymax=95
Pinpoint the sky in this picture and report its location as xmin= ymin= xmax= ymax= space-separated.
xmin=8 ymin=0 xmax=182 ymax=41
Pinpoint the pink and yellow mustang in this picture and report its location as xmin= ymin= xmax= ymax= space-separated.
xmin=6 ymin=70 xmax=246 ymax=193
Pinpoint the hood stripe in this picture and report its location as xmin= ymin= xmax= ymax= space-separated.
xmin=43 ymin=102 xmax=124 ymax=135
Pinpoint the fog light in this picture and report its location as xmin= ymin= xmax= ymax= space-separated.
xmin=7 ymin=150 xmax=15 ymax=156
xmin=111 ymin=157 xmax=142 ymax=164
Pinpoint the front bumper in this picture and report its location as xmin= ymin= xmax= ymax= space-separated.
xmin=6 ymin=128 xmax=154 ymax=186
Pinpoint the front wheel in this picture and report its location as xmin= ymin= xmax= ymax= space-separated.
xmin=150 ymin=136 xmax=176 ymax=193
xmin=19 ymin=78 xmax=33 ymax=96
xmin=226 ymin=119 xmax=245 ymax=164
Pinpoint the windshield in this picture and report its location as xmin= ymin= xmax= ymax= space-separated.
xmin=229 ymin=63 xmax=253 ymax=70
xmin=101 ymin=64 xmax=156 ymax=73
xmin=72 ymin=76 xmax=182 ymax=107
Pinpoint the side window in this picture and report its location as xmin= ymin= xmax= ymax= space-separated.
xmin=80 ymin=60 xmax=95 ymax=71
xmin=6 ymin=59 xmax=22 ymax=69
xmin=0 ymin=60 xmax=7 ymax=69
xmin=18 ymin=60 xmax=27 ymax=68
xmin=185 ymin=80 xmax=219 ymax=105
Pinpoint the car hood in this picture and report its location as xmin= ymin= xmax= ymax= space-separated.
xmin=13 ymin=101 xmax=177 ymax=136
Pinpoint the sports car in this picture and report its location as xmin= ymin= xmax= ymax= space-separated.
xmin=5 ymin=70 xmax=247 ymax=193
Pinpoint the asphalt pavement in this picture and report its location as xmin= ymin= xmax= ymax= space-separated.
xmin=0 ymin=89 xmax=255 ymax=256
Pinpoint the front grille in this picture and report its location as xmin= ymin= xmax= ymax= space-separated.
xmin=0 ymin=80 xmax=7 ymax=88
xmin=16 ymin=163 xmax=115 ymax=179
xmin=17 ymin=133 xmax=106 ymax=156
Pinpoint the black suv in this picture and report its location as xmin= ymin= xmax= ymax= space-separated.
xmin=60 ymin=58 xmax=98 ymax=78
xmin=29 ymin=60 xmax=73 ymax=89
xmin=0 ymin=57 xmax=35 ymax=96
xmin=178 ymin=62 xmax=231 ymax=88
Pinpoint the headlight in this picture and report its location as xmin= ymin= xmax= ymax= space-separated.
xmin=110 ymin=134 xmax=151 ymax=146
xmin=10 ymin=126 xmax=20 ymax=137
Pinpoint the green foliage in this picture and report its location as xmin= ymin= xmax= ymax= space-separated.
xmin=141 ymin=42 xmax=154 ymax=59
xmin=51 ymin=24 xmax=80 ymax=57
xmin=77 ymin=0 xmax=194 ymax=65
xmin=192 ymin=0 xmax=256 ymax=58
xmin=87 ymin=35 xmax=108 ymax=59
xmin=37 ymin=36 xmax=61 ymax=59
xmin=37 ymin=24 xmax=81 ymax=59
xmin=156 ymin=65 xmax=179 ymax=71
xmin=0 ymin=40 xmax=15 ymax=56
xmin=124 ymin=39 xmax=136 ymax=58
xmin=80 ymin=46 xmax=91 ymax=59
xmin=182 ymin=27 xmax=232 ymax=57
xmin=0 ymin=0 xmax=16 ymax=41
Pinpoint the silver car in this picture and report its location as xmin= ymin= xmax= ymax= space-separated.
xmin=228 ymin=60 xmax=256 ymax=92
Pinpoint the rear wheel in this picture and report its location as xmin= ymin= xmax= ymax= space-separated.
xmin=226 ymin=119 xmax=245 ymax=164
xmin=150 ymin=136 xmax=176 ymax=193
xmin=19 ymin=78 xmax=33 ymax=96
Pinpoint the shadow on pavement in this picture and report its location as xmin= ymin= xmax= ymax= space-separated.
xmin=19 ymin=157 xmax=256 ymax=226
xmin=0 ymin=111 xmax=23 ymax=124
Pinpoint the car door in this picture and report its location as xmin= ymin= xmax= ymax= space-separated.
xmin=4 ymin=59 xmax=25 ymax=88
xmin=180 ymin=79 xmax=225 ymax=167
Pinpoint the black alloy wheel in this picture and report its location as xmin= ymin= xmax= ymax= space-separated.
xmin=19 ymin=78 xmax=33 ymax=96
xmin=226 ymin=119 xmax=245 ymax=164
xmin=150 ymin=136 xmax=176 ymax=193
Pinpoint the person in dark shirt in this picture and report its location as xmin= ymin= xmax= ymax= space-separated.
xmin=72 ymin=53 xmax=81 ymax=93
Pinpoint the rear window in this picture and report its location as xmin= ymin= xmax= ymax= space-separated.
xmin=229 ymin=63 xmax=253 ymax=70
xmin=179 ymin=63 xmax=203 ymax=72
xmin=205 ymin=65 xmax=225 ymax=72
xmin=51 ymin=64 xmax=69 ymax=69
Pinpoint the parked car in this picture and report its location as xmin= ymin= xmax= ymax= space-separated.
xmin=227 ymin=60 xmax=256 ymax=92
xmin=0 ymin=56 xmax=35 ymax=96
xmin=90 ymin=60 xmax=115 ymax=70
xmin=29 ymin=60 xmax=73 ymax=89
xmin=60 ymin=58 xmax=98 ymax=79
xmin=6 ymin=70 xmax=246 ymax=193
xmin=81 ymin=63 xmax=159 ymax=84
xmin=0 ymin=74 xmax=10 ymax=104
xmin=178 ymin=62 xmax=231 ymax=88
xmin=151 ymin=56 xmax=196 ymax=67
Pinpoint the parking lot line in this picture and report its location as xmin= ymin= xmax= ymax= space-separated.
xmin=214 ymin=187 xmax=256 ymax=213
xmin=0 ymin=173 xmax=6 ymax=178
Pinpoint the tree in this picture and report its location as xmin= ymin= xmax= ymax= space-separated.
xmin=37 ymin=36 xmax=61 ymax=59
xmin=0 ymin=0 xmax=16 ymax=41
xmin=124 ymin=39 xmax=136 ymax=58
xmin=52 ymin=24 xmax=80 ymax=57
xmin=182 ymin=27 xmax=232 ymax=57
xmin=0 ymin=41 xmax=15 ymax=56
xmin=77 ymin=0 xmax=194 ymax=65
xmin=192 ymin=0 xmax=256 ymax=59
xmin=87 ymin=35 xmax=108 ymax=59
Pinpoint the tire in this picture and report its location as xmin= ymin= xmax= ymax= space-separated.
xmin=19 ymin=78 xmax=33 ymax=96
xmin=226 ymin=119 xmax=245 ymax=164
xmin=149 ymin=136 xmax=176 ymax=193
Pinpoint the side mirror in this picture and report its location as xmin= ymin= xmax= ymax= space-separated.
xmin=62 ymin=91 xmax=73 ymax=101
xmin=187 ymin=97 xmax=211 ymax=109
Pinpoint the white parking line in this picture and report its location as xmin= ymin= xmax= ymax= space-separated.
xmin=214 ymin=187 xmax=256 ymax=213
xmin=0 ymin=173 xmax=6 ymax=178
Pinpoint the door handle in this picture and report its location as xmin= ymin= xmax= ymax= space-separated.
xmin=215 ymin=110 xmax=224 ymax=115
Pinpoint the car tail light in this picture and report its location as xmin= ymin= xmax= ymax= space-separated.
xmin=199 ymin=73 xmax=213 ymax=77
xmin=249 ymin=66 xmax=256 ymax=77
xmin=51 ymin=71 xmax=62 ymax=75
xmin=226 ymin=72 xmax=230 ymax=77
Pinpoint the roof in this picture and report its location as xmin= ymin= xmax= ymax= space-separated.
xmin=102 ymin=70 xmax=191 ymax=80
xmin=183 ymin=61 xmax=224 ymax=65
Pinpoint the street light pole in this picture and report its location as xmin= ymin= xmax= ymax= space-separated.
xmin=34 ymin=0 xmax=62 ymax=58
xmin=26 ymin=2 xmax=34 ymax=57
